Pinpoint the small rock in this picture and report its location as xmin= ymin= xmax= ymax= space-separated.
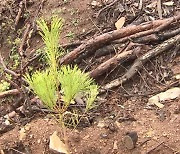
xmin=91 ymin=1 xmax=102 ymax=8
xmin=37 ymin=139 xmax=41 ymax=144
xmin=162 ymin=132 xmax=168 ymax=137
xmin=19 ymin=127 xmax=26 ymax=141
xmin=148 ymin=87 xmax=180 ymax=108
xmin=75 ymin=96 xmax=84 ymax=105
xmin=49 ymin=131 xmax=68 ymax=154
xmin=97 ymin=120 xmax=106 ymax=128
xmin=108 ymin=123 xmax=117 ymax=132
xmin=4 ymin=119 xmax=10 ymax=125
xmin=100 ymin=133 xmax=109 ymax=139
xmin=123 ymin=132 xmax=138 ymax=150
xmin=175 ymin=74 xmax=180 ymax=80
xmin=156 ymin=109 xmax=166 ymax=121
xmin=113 ymin=140 xmax=118 ymax=150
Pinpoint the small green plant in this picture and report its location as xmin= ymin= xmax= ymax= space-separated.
xmin=59 ymin=65 xmax=99 ymax=109
xmin=0 ymin=80 xmax=10 ymax=92
xmin=0 ymin=74 xmax=12 ymax=92
xmin=25 ymin=17 xmax=63 ymax=109
xmin=86 ymin=84 xmax=99 ymax=111
xmin=25 ymin=70 xmax=57 ymax=109
xmin=10 ymin=46 xmax=20 ymax=69
xmin=24 ymin=16 xmax=99 ymax=153
xmin=71 ymin=19 xmax=79 ymax=26
xmin=37 ymin=17 xmax=63 ymax=73
xmin=66 ymin=31 xmax=75 ymax=39
xmin=25 ymin=16 xmax=98 ymax=120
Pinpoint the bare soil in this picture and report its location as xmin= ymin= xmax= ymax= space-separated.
xmin=0 ymin=0 xmax=180 ymax=154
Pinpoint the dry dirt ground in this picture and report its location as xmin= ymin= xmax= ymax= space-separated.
xmin=0 ymin=0 xmax=180 ymax=154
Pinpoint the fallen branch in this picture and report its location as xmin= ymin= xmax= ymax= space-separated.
xmin=102 ymin=34 xmax=180 ymax=91
xmin=90 ymin=49 xmax=135 ymax=78
xmin=134 ymin=27 xmax=180 ymax=44
xmin=0 ymin=89 xmax=19 ymax=98
xmin=112 ymin=20 xmax=180 ymax=44
xmin=15 ymin=1 xmax=24 ymax=27
xmin=60 ymin=14 xmax=180 ymax=65
xmin=19 ymin=23 xmax=31 ymax=56
xmin=61 ymin=41 xmax=83 ymax=49
xmin=89 ymin=43 xmax=141 ymax=78
xmin=0 ymin=53 xmax=20 ymax=78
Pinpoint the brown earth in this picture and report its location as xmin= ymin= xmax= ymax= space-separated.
xmin=0 ymin=0 xmax=180 ymax=154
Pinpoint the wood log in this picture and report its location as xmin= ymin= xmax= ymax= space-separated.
xmin=0 ymin=89 xmax=19 ymax=98
xmin=89 ymin=49 xmax=139 ymax=78
xmin=101 ymin=34 xmax=180 ymax=92
xmin=60 ymin=14 xmax=180 ymax=65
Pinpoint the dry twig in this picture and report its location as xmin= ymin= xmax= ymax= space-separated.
xmin=96 ymin=0 xmax=118 ymax=18
xmin=0 ymin=89 xmax=19 ymax=98
xmin=89 ymin=43 xmax=141 ymax=78
xmin=15 ymin=1 xmax=24 ymax=27
xmin=60 ymin=14 xmax=180 ymax=65
xmin=0 ymin=53 xmax=20 ymax=78
xmin=102 ymin=34 xmax=180 ymax=92
xmin=19 ymin=23 xmax=31 ymax=56
xmin=157 ymin=0 xmax=162 ymax=19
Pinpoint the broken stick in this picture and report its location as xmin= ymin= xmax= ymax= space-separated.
xmin=60 ymin=14 xmax=180 ymax=65
xmin=0 ymin=53 xmax=20 ymax=78
xmin=0 ymin=89 xmax=19 ymax=98
xmin=89 ymin=48 xmax=140 ymax=78
xmin=102 ymin=34 xmax=180 ymax=91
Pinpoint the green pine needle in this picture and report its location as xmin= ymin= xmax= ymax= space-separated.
xmin=25 ymin=70 xmax=57 ymax=109
xmin=37 ymin=17 xmax=63 ymax=72
xmin=58 ymin=65 xmax=99 ymax=109
xmin=86 ymin=85 xmax=99 ymax=111
xmin=25 ymin=17 xmax=99 ymax=113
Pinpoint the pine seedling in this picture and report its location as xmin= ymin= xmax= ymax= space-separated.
xmin=86 ymin=85 xmax=99 ymax=111
xmin=37 ymin=17 xmax=63 ymax=74
xmin=58 ymin=65 xmax=99 ymax=109
xmin=25 ymin=17 xmax=63 ymax=109
xmin=25 ymin=16 xmax=99 ymax=114
xmin=25 ymin=70 xmax=57 ymax=109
